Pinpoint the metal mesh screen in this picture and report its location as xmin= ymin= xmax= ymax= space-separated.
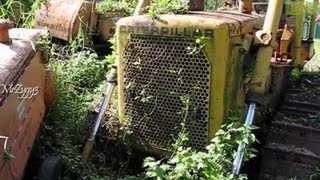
xmin=123 ymin=35 xmax=211 ymax=150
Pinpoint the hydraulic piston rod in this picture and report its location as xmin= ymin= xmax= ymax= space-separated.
xmin=82 ymin=66 xmax=117 ymax=161
xmin=232 ymin=103 xmax=257 ymax=175
xmin=233 ymin=0 xmax=284 ymax=175
xmin=248 ymin=0 xmax=283 ymax=99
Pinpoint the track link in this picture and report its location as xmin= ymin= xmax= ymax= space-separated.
xmin=259 ymin=74 xmax=320 ymax=180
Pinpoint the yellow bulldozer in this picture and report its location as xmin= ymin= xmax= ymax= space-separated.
xmin=80 ymin=0 xmax=320 ymax=179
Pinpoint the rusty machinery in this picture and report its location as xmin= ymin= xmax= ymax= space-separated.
xmin=34 ymin=0 xmax=122 ymax=45
xmin=81 ymin=0 xmax=319 ymax=179
xmin=252 ymin=0 xmax=318 ymax=63
xmin=0 ymin=19 xmax=59 ymax=179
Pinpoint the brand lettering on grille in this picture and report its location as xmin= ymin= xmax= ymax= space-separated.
xmin=119 ymin=26 xmax=214 ymax=38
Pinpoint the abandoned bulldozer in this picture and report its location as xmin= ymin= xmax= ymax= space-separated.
xmin=82 ymin=0 xmax=320 ymax=179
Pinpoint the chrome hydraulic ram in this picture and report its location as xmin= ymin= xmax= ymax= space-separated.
xmin=232 ymin=103 xmax=257 ymax=175
xmin=82 ymin=65 xmax=117 ymax=161
xmin=232 ymin=0 xmax=284 ymax=175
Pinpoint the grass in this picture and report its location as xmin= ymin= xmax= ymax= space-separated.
xmin=34 ymin=47 xmax=116 ymax=179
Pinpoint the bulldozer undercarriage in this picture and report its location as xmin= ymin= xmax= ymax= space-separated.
xmin=259 ymin=72 xmax=320 ymax=179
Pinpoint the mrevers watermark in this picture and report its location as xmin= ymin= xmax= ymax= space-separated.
xmin=285 ymin=0 xmax=318 ymax=15
xmin=1 ymin=84 xmax=40 ymax=99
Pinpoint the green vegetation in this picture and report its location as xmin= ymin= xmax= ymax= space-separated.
xmin=96 ymin=0 xmax=225 ymax=18
xmin=0 ymin=0 xmax=45 ymax=27
xmin=96 ymin=0 xmax=138 ymax=16
xmin=36 ymin=34 xmax=114 ymax=179
xmin=143 ymin=110 xmax=258 ymax=180
xmin=291 ymin=67 xmax=304 ymax=80
xmin=148 ymin=0 xmax=189 ymax=17
xmin=205 ymin=0 xmax=224 ymax=11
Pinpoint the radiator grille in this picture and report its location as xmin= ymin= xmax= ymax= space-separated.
xmin=123 ymin=35 xmax=211 ymax=150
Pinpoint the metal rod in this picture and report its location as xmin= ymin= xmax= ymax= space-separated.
xmin=308 ymin=0 xmax=319 ymax=41
xmin=232 ymin=103 xmax=257 ymax=175
xmin=134 ymin=0 xmax=150 ymax=16
xmin=293 ymin=14 xmax=304 ymax=66
xmin=82 ymin=82 xmax=116 ymax=160
xmin=89 ymin=0 xmax=97 ymax=35
xmin=249 ymin=0 xmax=283 ymax=95
xmin=90 ymin=83 xmax=114 ymax=140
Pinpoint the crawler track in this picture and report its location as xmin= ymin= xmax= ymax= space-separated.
xmin=259 ymin=73 xmax=320 ymax=179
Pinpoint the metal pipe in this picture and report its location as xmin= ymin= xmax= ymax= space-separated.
xmin=293 ymin=14 xmax=304 ymax=66
xmin=308 ymin=0 xmax=319 ymax=41
xmin=82 ymin=78 xmax=116 ymax=161
xmin=249 ymin=0 xmax=283 ymax=95
xmin=90 ymin=84 xmax=114 ymax=141
xmin=232 ymin=103 xmax=257 ymax=175
xmin=89 ymin=0 xmax=97 ymax=35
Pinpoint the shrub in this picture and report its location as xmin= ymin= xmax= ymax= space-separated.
xmin=143 ymin=110 xmax=258 ymax=180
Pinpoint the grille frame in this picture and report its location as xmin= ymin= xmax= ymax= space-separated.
xmin=121 ymin=35 xmax=212 ymax=152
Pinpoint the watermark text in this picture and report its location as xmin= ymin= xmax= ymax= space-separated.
xmin=285 ymin=0 xmax=318 ymax=15
xmin=1 ymin=84 xmax=40 ymax=99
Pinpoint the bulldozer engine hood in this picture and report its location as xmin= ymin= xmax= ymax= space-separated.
xmin=116 ymin=11 xmax=264 ymax=38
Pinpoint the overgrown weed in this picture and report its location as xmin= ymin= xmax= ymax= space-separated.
xmin=143 ymin=110 xmax=258 ymax=180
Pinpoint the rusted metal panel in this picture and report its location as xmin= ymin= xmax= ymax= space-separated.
xmin=0 ymin=20 xmax=14 ymax=43
xmin=35 ymin=0 xmax=92 ymax=41
xmin=290 ymin=40 xmax=315 ymax=61
xmin=0 ymin=29 xmax=43 ymax=101
xmin=239 ymin=0 xmax=253 ymax=14
xmin=0 ymin=52 xmax=46 ymax=180
xmin=44 ymin=69 xmax=55 ymax=108
xmin=98 ymin=12 xmax=124 ymax=42
xmin=279 ymin=26 xmax=293 ymax=54
xmin=189 ymin=11 xmax=264 ymax=37
xmin=0 ymin=28 xmax=47 ymax=179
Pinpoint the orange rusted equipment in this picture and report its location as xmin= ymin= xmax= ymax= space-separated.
xmin=274 ymin=24 xmax=294 ymax=62
xmin=239 ymin=0 xmax=253 ymax=14
xmin=35 ymin=0 xmax=93 ymax=41
xmin=0 ymin=19 xmax=54 ymax=179
xmin=0 ymin=20 xmax=14 ymax=43
xmin=35 ymin=0 xmax=124 ymax=43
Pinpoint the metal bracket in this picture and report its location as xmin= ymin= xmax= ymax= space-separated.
xmin=253 ymin=30 xmax=277 ymax=49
